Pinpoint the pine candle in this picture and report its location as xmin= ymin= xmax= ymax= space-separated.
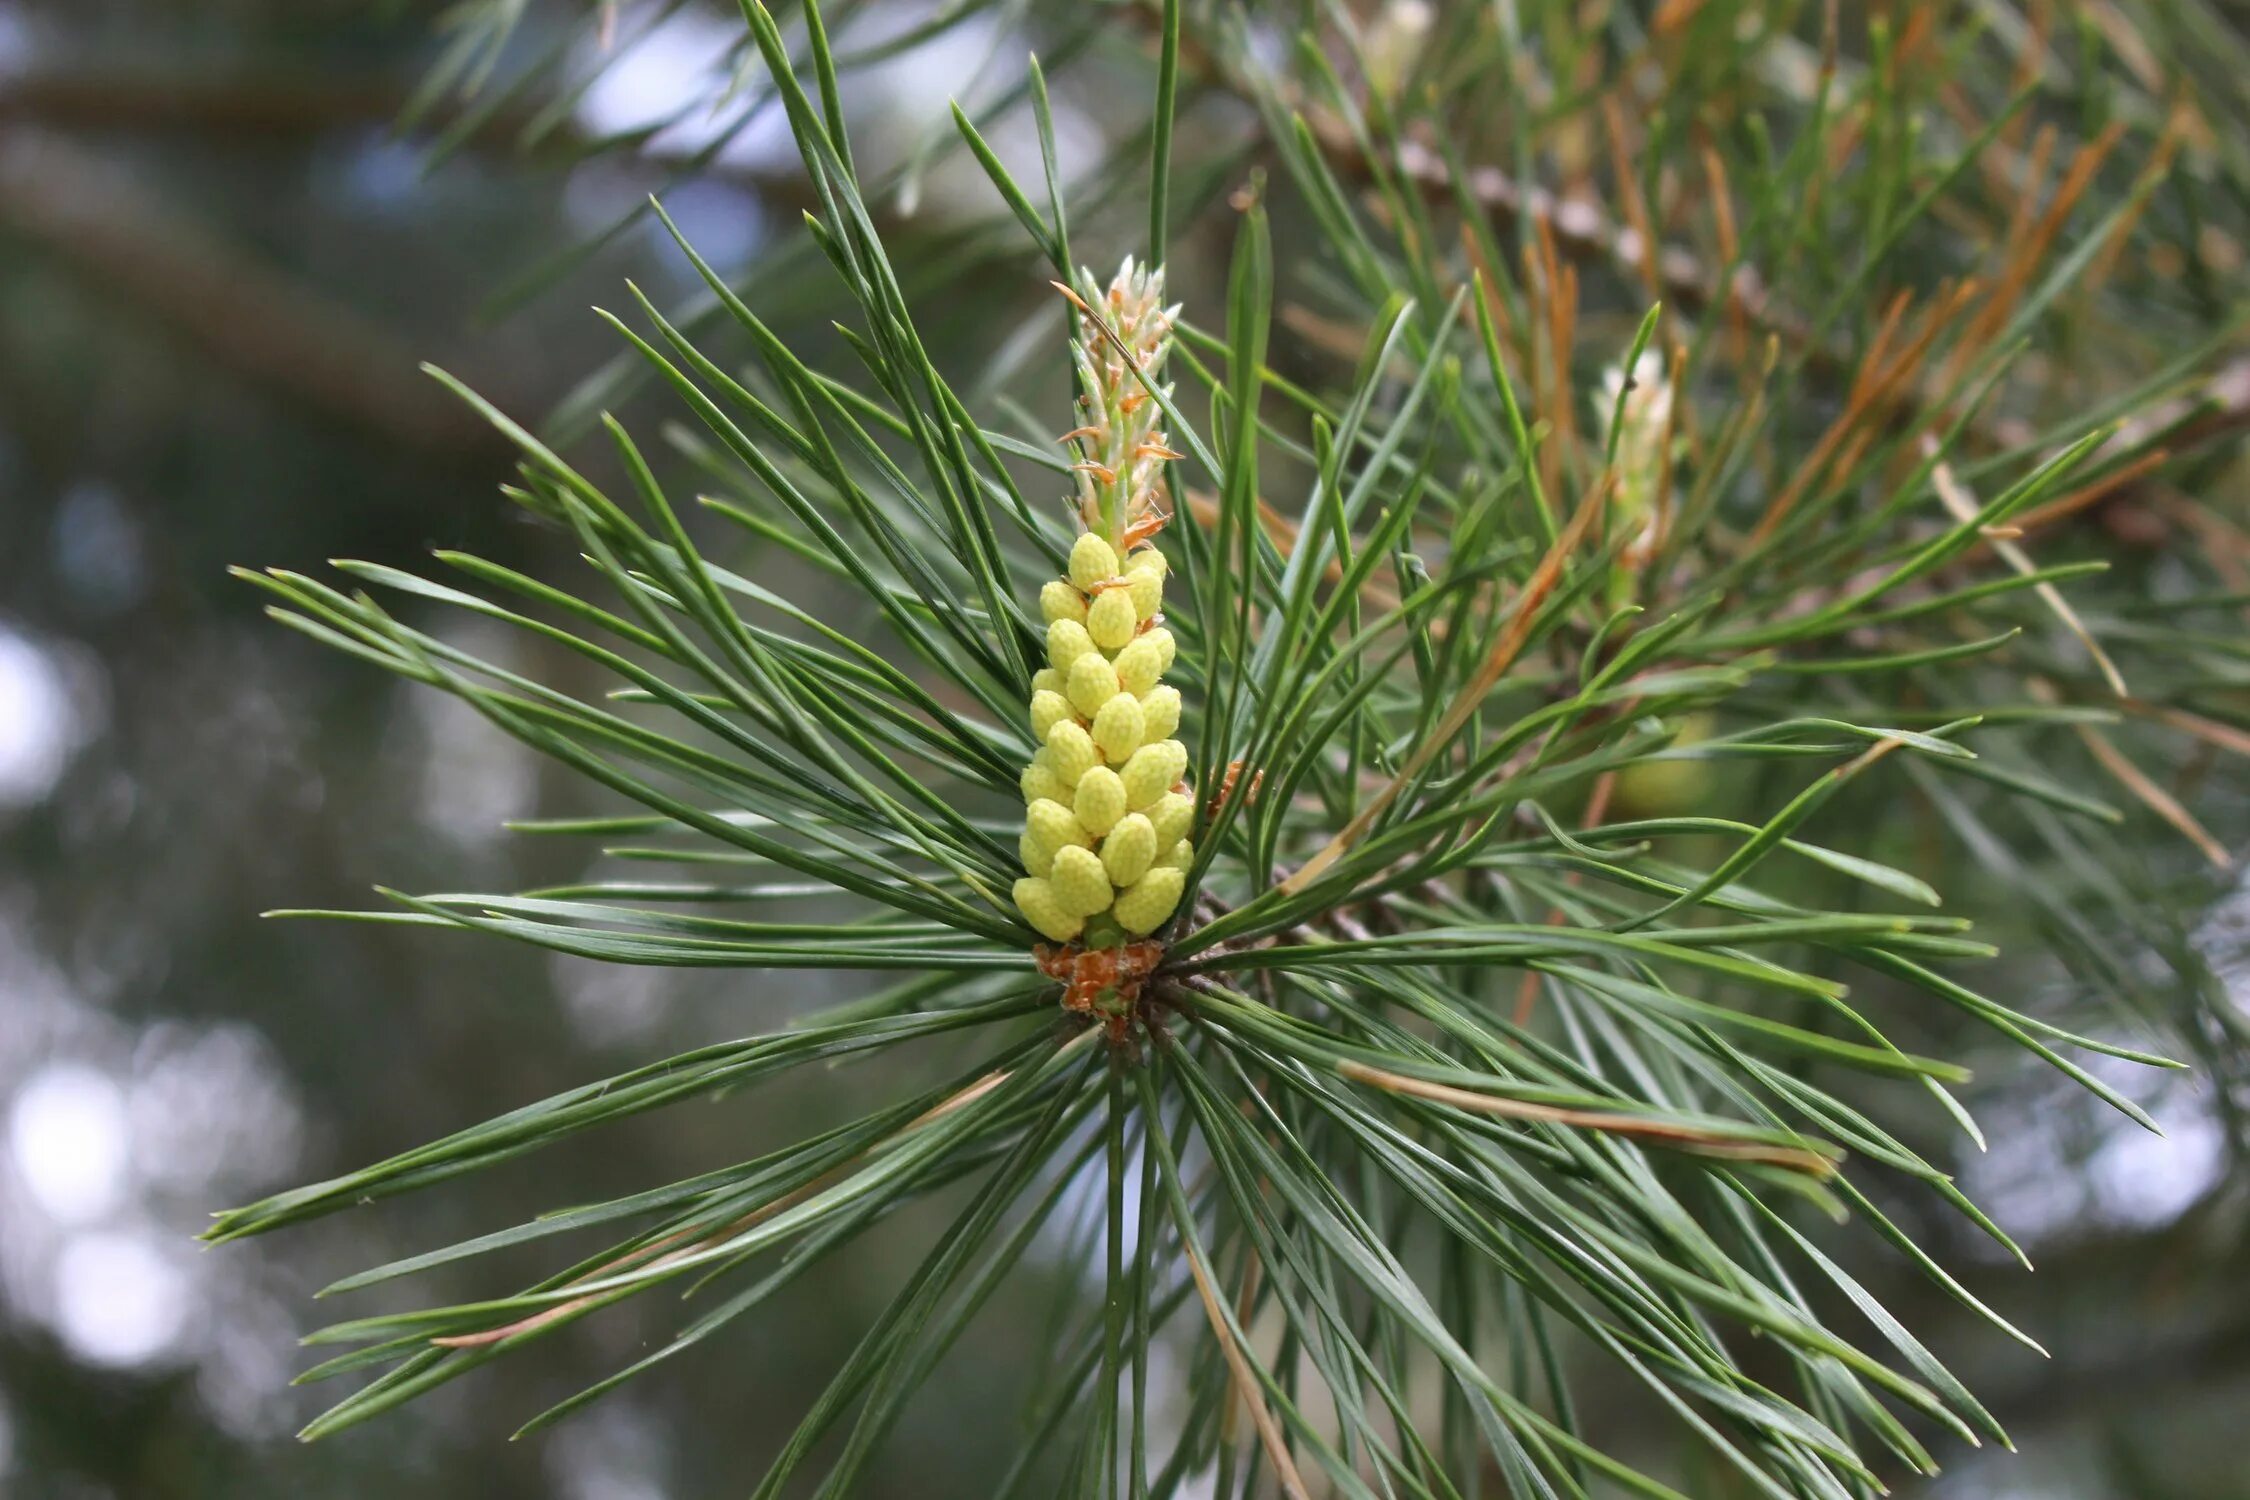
xmin=1012 ymin=259 xmax=1192 ymax=947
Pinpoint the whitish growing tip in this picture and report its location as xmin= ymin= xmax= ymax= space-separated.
xmin=1597 ymin=349 xmax=1674 ymax=540
xmin=1063 ymin=258 xmax=1179 ymax=550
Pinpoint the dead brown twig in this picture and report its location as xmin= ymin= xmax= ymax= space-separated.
xmin=1282 ymin=476 xmax=1611 ymax=895
xmin=1338 ymin=1061 xmax=1839 ymax=1175
xmin=1182 ymin=1241 xmax=1310 ymax=1499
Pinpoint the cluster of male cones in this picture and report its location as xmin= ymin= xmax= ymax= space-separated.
xmin=1012 ymin=257 xmax=1195 ymax=1026
xmin=1014 ymin=532 xmax=1193 ymax=945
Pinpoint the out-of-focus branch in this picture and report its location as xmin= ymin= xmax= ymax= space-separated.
xmin=11 ymin=44 xmax=2242 ymax=490
xmin=0 ymin=65 xmax=828 ymax=210
xmin=1143 ymin=2 xmax=2249 ymax=524
xmin=1320 ymin=110 xmax=2250 ymax=498
xmin=0 ymin=68 xmax=435 ymax=137
xmin=0 ymin=129 xmax=507 ymax=462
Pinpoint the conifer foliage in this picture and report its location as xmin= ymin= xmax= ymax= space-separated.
xmin=213 ymin=2 xmax=2249 ymax=1495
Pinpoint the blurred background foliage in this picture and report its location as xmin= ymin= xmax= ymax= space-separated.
xmin=1 ymin=0 xmax=2248 ymax=1496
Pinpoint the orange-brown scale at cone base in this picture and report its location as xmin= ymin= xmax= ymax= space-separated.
xmin=1205 ymin=760 xmax=1264 ymax=820
xmin=1034 ymin=939 xmax=1167 ymax=1038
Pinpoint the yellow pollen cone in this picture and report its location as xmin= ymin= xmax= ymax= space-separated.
xmin=1040 ymin=579 xmax=1088 ymax=625
xmin=1113 ymin=635 xmax=1164 ymax=695
xmin=1026 ymin=798 xmax=1084 ymax=858
xmin=1074 ymin=765 xmax=1127 ymax=836
xmin=1014 ymin=877 xmax=1082 ymax=942
xmin=1101 ymin=813 xmax=1157 ymax=886
xmin=1091 ymin=692 xmax=1145 ymax=765
xmin=1020 ymin=756 xmax=1071 ymax=805
xmin=1126 ymin=569 xmax=1163 ymax=621
xmin=1139 ymin=684 xmax=1181 ymax=742
xmin=1114 ymin=867 xmax=1185 ymax=935
xmin=1087 ymin=588 xmax=1138 ymax=650
xmin=1069 ymin=534 xmax=1120 ymax=592
xmin=1122 ymin=739 xmax=1187 ymax=810
xmin=1046 ymin=618 xmax=1097 ymax=673
xmin=1049 ymin=845 xmax=1113 ymax=918
xmin=1066 ymin=652 xmax=1120 ymax=717
xmin=1029 ymin=689 xmax=1074 ymax=739
xmin=1046 ymin=719 xmax=1099 ymax=785
xmin=1146 ymin=790 xmax=1194 ymax=848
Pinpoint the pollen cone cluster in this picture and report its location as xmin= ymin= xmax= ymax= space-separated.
xmin=1012 ymin=258 xmax=1192 ymax=948
xmin=1013 ymin=535 xmax=1191 ymax=944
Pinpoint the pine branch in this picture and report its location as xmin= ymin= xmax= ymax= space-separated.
xmin=199 ymin=3 xmax=2248 ymax=1495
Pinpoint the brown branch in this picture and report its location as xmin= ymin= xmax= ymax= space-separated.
xmin=1337 ymin=1061 xmax=1839 ymax=1176
xmin=1144 ymin=2 xmax=2247 ymax=544
xmin=0 ymin=130 xmax=507 ymax=462
xmin=0 ymin=65 xmax=833 ymax=208
xmin=1282 ymin=476 xmax=1610 ymax=894
xmin=1927 ymin=439 xmax=2129 ymax=697
xmin=1182 ymin=1237 xmax=1311 ymax=1499
xmin=2070 ymin=712 xmax=2232 ymax=871
xmin=0 ymin=69 xmax=447 ymax=137
xmin=2121 ymin=700 xmax=2250 ymax=760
